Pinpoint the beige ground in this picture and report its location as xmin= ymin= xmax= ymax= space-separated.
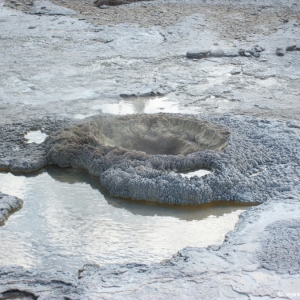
xmin=5 ymin=0 xmax=299 ymax=38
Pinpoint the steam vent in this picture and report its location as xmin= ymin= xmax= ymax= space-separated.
xmin=45 ymin=114 xmax=230 ymax=204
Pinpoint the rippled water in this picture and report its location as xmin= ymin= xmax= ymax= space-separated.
xmin=74 ymin=96 xmax=200 ymax=119
xmin=0 ymin=167 xmax=253 ymax=274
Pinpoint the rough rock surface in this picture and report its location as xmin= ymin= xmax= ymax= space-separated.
xmin=94 ymin=0 xmax=148 ymax=7
xmin=258 ymin=219 xmax=300 ymax=274
xmin=0 ymin=192 xmax=23 ymax=225
xmin=1 ymin=0 xmax=300 ymax=121
xmin=1 ymin=0 xmax=300 ymax=298
xmin=100 ymin=115 xmax=300 ymax=204
xmin=1 ymin=199 xmax=300 ymax=299
xmin=0 ymin=113 xmax=300 ymax=206
xmin=2 ymin=113 xmax=297 ymax=205
xmin=0 ymin=116 xmax=74 ymax=173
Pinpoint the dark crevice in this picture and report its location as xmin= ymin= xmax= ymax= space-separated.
xmin=1 ymin=290 xmax=38 ymax=300
xmin=94 ymin=0 xmax=151 ymax=7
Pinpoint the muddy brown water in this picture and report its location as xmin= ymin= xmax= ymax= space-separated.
xmin=0 ymin=167 xmax=253 ymax=273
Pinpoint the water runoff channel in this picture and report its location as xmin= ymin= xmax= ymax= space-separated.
xmin=0 ymin=96 xmax=252 ymax=274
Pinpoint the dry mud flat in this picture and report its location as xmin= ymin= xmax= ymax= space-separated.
xmin=0 ymin=0 xmax=300 ymax=299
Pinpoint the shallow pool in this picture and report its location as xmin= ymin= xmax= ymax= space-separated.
xmin=24 ymin=130 xmax=48 ymax=144
xmin=0 ymin=167 xmax=252 ymax=274
xmin=74 ymin=96 xmax=201 ymax=119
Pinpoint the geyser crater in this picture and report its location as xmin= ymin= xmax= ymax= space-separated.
xmin=53 ymin=114 xmax=229 ymax=156
xmin=44 ymin=114 xmax=231 ymax=204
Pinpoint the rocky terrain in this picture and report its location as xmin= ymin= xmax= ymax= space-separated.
xmin=0 ymin=192 xmax=23 ymax=225
xmin=0 ymin=0 xmax=300 ymax=298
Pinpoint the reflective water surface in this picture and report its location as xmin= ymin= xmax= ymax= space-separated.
xmin=0 ymin=168 xmax=253 ymax=273
xmin=74 ymin=96 xmax=201 ymax=119
xmin=180 ymin=169 xmax=212 ymax=178
xmin=25 ymin=130 xmax=48 ymax=144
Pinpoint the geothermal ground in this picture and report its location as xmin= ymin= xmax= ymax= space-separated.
xmin=0 ymin=0 xmax=300 ymax=299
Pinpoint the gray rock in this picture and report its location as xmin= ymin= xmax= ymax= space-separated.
xmin=286 ymin=45 xmax=297 ymax=51
xmin=0 ymin=116 xmax=74 ymax=173
xmin=94 ymin=0 xmax=131 ymax=7
xmin=0 ymin=192 xmax=23 ymax=225
xmin=238 ymin=48 xmax=261 ymax=58
xmin=186 ymin=50 xmax=211 ymax=59
xmin=120 ymin=87 xmax=156 ymax=98
xmin=238 ymin=48 xmax=246 ymax=56
xmin=230 ymin=68 xmax=241 ymax=75
xmin=34 ymin=114 xmax=300 ymax=207
xmin=138 ymin=87 xmax=154 ymax=97
xmin=211 ymin=49 xmax=224 ymax=57
xmin=249 ymin=47 xmax=262 ymax=57
xmin=119 ymin=91 xmax=136 ymax=98
xmin=258 ymin=219 xmax=300 ymax=274
xmin=248 ymin=48 xmax=255 ymax=55
xmin=2 ymin=114 xmax=300 ymax=207
xmin=223 ymin=50 xmax=239 ymax=57
xmin=253 ymin=45 xmax=265 ymax=52
xmin=276 ymin=48 xmax=285 ymax=56
xmin=155 ymin=88 xmax=168 ymax=96
xmin=238 ymin=48 xmax=252 ymax=57
xmin=252 ymin=51 xmax=261 ymax=58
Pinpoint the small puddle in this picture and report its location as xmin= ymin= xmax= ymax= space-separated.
xmin=24 ymin=130 xmax=47 ymax=144
xmin=74 ymin=113 xmax=96 ymax=120
xmin=0 ymin=168 xmax=254 ymax=273
xmin=180 ymin=169 xmax=212 ymax=178
xmin=74 ymin=96 xmax=201 ymax=119
xmin=204 ymin=96 xmax=236 ymax=112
